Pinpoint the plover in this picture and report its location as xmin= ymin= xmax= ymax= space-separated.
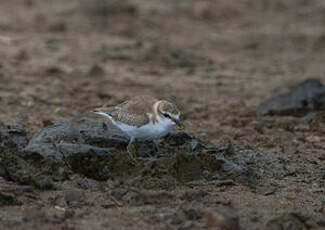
xmin=93 ymin=95 xmax=184 ymax=154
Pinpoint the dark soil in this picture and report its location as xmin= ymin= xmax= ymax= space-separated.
xmin=0 ymin=0 xmax=325 ymax=229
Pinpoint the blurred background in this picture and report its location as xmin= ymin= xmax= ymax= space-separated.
xmin=1 ymin=2 xmax=325 ymax=229
xmin=0 ymin=0 xmax=325 ymax=136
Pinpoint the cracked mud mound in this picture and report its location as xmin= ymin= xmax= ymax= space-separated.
xmin=5 ymin=120 xmax=286 ymax=189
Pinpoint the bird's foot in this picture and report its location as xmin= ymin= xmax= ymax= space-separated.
xmin=153 ymin=139 xmax=162 ymax=153
xmin=127 ymin=139 xmax=138 ymax=164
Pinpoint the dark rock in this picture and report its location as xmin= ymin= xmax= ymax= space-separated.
xmin=257 ymin=79 xmax=325 ymax=116
xmin=45 ymin=65 xmax=64 ymax=75
xmin=0 ymin=161 xmax=9 ymax=178
xmin=19 ymin=120 xmax=275 ymax=186
xmin=28 ymin=122 xmax=80 ymax=145
xmin=87 ymin=64 xmax=105 ymax=77
xmin=59 ymin=143 xmax=112 ymax=180
xmin=165 ymin=132 xmax=193 ymax=146
xmin=48 ymin=21 xmax=67 ymax=32
xmin=0 ymin=119 xmax=284 ymax=189
xmin=0 ymin=123 xmax=29 ymax=153
xmin=15 ymin=50 xmax=29 ymax=61
xmin=23 ymin=141 xmax=110 ymax=167
xmin=317 ymin=220 xmax=325 ymax=227
xmin=22 ymin=143 xmax=63 ymax=161
xmin=21 ymin=121 xmax=129 ymax=180
xmin=8 ymin=124 xmax=26 ymax=135
xmin=42 ymin=119 xmax=54 ymax=127
xmin=77 ymin=120 xmax=128 ymax=149
xmin=165 ymin=132 xmax=205 ymax=152
xmin=171 ymin=152 xmax=224 ymax=183
xmin=0 ymin=148 xmax=60 ymax=189
xmin=265 ymin=213 xmax=308 ymax=230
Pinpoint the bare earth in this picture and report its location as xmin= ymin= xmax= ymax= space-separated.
xmin=0 ymin=0 xmax=324 ymax=229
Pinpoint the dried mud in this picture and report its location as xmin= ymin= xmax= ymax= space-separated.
xmin=0 ymin=0 xmax=325 ymax=229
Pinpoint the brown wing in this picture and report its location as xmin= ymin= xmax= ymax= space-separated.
xmin=97 ymin=95 xmax=158 ymax=127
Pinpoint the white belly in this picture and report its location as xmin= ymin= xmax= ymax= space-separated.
xmin=104 ymin=113 xmax=175 ymax=140
xmin=116 ymin=122 xmax=172 ymax=140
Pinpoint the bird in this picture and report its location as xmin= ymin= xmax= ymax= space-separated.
xmin=92 ymin=95 xmax=184 ymax=156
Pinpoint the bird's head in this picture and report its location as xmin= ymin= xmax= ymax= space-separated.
xmin=156 ymin=100 xmax=184 ymax=130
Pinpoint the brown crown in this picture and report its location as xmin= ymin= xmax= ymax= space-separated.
xmin=157 ymin=100 xmax=180 ymax=115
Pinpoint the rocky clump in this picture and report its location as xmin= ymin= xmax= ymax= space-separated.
xmin=22 ymin=120 xmax=230 ymax=183
xmin=0 ymin=123 xmax=56 ymax=189
xmin=257 ymin=79 xmax=325 ymax=116
xmin=0 ymin=122 xmax=29 ymax=153
xmin=21 ymin=121 xmax=129 ymax=181
xmin=0 ymin=120 xmax=288 ymax=189
xmin=0 ymin=122 xmax=29 ymax=179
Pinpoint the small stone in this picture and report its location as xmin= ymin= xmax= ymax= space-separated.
xmin=87 ymin=64 xmax=105 ymax=77
xmin=45 ymin=65 xmax=64 ymax=75
xmin=8 ymin=124 xmax=26 ymax=135
xmin=317 ymin=220 xmax=325 ymax=227
xmin=257 ymin=79 xmax=325 ymax=116
xmin=15 ymin=50 xmax=29 ymax=61
xmin=48 ymin=21 xmax=67 ymax=32
xmin=42 ymin=119 xmax=54 ymax=127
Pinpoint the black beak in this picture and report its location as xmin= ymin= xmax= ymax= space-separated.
xmin=171 ymin=117 xmax=184 ymax=129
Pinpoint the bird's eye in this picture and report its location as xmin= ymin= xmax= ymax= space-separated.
xmin=163 ymin=113 xmax=170 ymax=118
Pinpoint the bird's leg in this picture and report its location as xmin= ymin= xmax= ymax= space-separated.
xmin=153 ymin=139 xmax=162 ymax=154
xmin=127 ymin=137 xmax=138 ymax=162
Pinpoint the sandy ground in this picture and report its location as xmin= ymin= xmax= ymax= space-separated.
xmin=0 ymin=0 xmax=325 ymax=229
